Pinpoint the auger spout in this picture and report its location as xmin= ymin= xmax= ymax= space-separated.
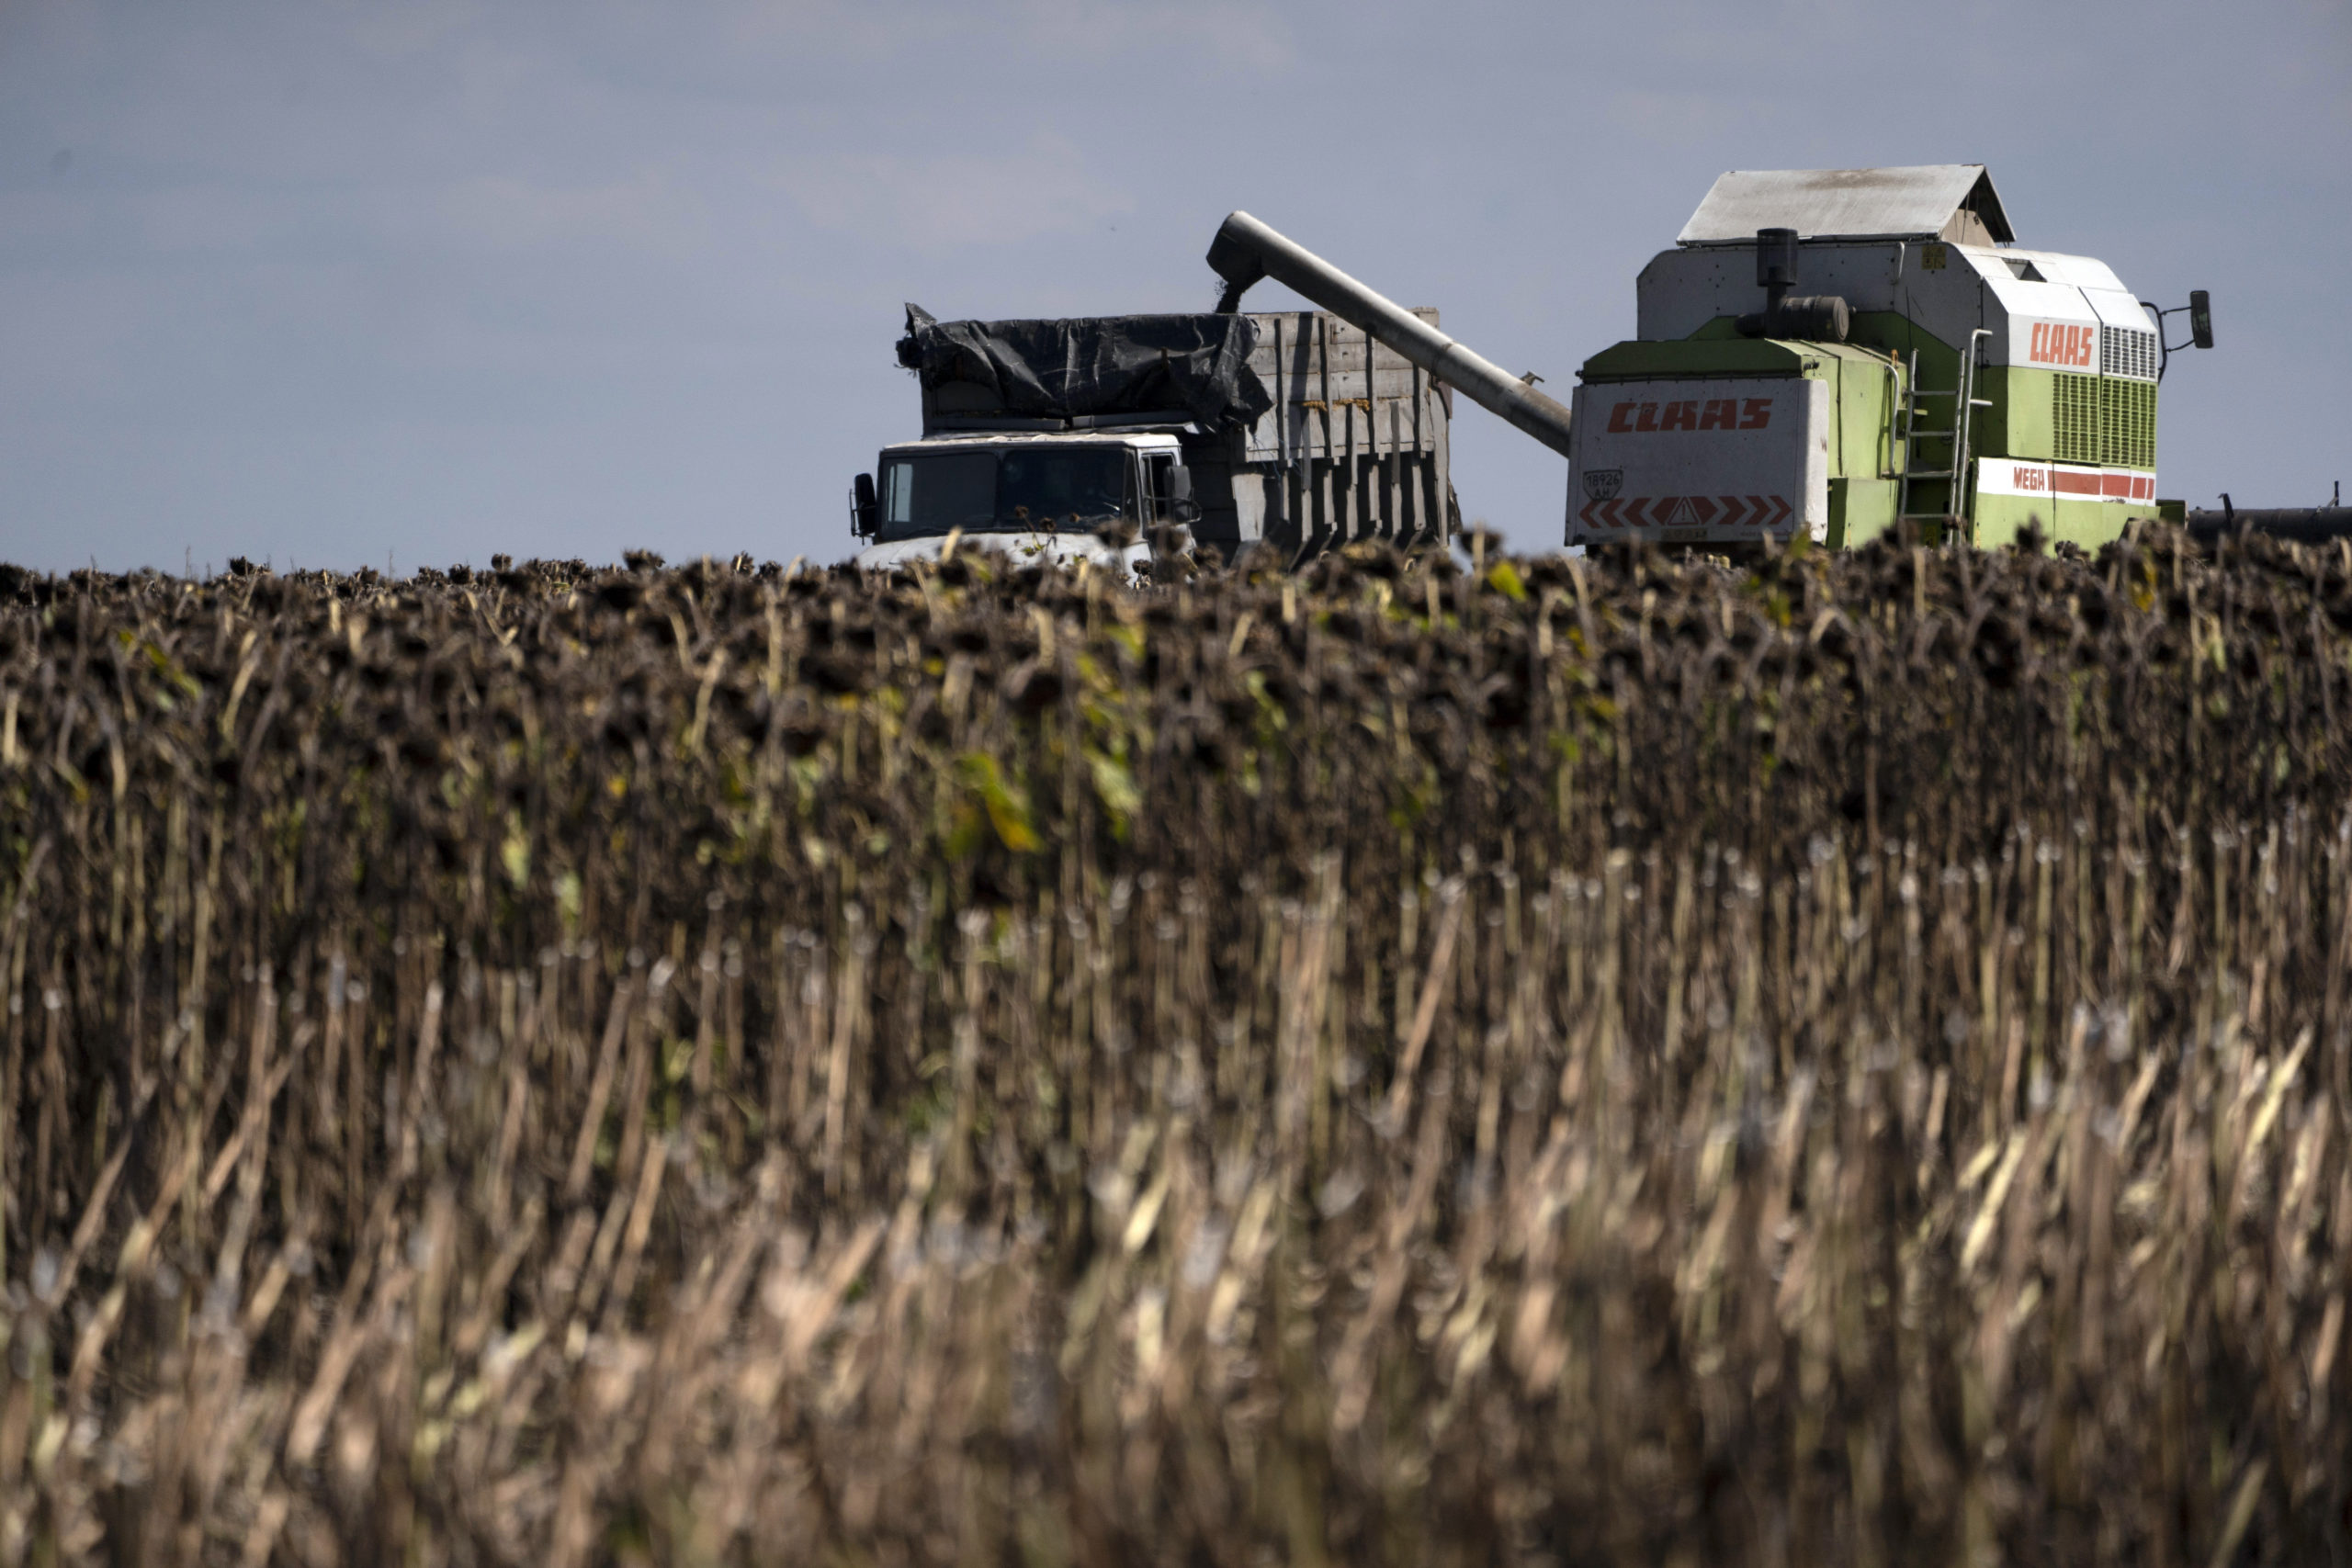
xmin=1206 ymin=209 xmax=1575 ymax=460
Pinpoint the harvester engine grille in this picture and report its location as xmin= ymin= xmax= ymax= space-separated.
xmin=2100 ymin=378 xmax=2157 ymax=470
xmin=2053 ymin=374 xmax=2100 ymax=465
xmin=2101 ymin=326 xmax=2159 ymax=382
xmin=2053 ymin=372 xmax=2156 ymax=469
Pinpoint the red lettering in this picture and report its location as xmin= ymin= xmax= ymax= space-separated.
xmin=1602 ymin=395 xmax=1781 ymax=434
xmin=2026 ymin=322 xmax=2098 ymax=367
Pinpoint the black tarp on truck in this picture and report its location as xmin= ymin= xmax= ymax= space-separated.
xmin=897 ymin=308 xmax=1273 ymax=433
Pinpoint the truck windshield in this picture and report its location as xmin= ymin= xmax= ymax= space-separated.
xmin=876 ymin=448 xmax=1130 ymax=542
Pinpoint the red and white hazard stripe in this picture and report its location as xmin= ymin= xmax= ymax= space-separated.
xmin=1976 ymin=460 xmax=2155 ymax=504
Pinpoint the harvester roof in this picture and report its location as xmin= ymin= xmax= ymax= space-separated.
xmin=1678 ymin=164 xmax=2015 ymax=247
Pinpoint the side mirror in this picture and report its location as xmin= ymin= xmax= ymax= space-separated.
xmin=853 ymin=472 xmax=878 ymax=537
xmin=1167 ymin=463 xmax=1201 ymax=525
xmin=2189 ymin=290 xmax=2214 ymax=350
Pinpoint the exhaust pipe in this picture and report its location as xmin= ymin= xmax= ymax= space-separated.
xmin=1207 ymin=210 xmax=1576 ymax=459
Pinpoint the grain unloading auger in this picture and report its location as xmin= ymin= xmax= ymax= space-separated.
xmin=1206 ymin=209 xmax=1577 ymax=462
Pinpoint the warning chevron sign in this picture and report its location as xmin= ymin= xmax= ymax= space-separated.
xmin=1576 ymin=495 xmax=1792 ymax=531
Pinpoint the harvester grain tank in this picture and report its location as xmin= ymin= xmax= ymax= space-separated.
xmin=1566 ymin=164 xmax=2215 ymax=550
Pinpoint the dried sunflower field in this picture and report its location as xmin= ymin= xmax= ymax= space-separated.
xmin=4 ymin=528 xmax=2352 ymax=1565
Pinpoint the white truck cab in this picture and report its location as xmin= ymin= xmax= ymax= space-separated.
xmin=851 ymin=431 xmax=1196 ymax=575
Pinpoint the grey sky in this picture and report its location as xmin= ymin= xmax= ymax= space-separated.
xmin=3 ymin=0 xmax=2346 ymax=573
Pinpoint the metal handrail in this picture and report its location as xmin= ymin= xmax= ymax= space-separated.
xmin=1896 ymin=329 xmax=1991 ymax=536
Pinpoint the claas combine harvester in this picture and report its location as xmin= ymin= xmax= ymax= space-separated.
xmin=1206 ymin=164 xmax=2215 ymax=554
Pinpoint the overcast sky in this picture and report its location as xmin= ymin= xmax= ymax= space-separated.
xmin=3 ymin=0 xmax=2346 ymax=573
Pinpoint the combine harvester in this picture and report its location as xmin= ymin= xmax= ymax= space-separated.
xmin=1207 ymin=164 xmax=2220 ymax=554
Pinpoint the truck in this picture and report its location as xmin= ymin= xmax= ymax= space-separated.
xmin=1202 ymin=168 xmax=2215 ymax=557
xmin=851 ymin=304 xmax=1458 ymax=570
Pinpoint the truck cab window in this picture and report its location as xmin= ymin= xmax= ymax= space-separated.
xmin=997 ymin=447 xmax=1127 ymax=531
xmin=878 ymin=453 xmax=995 ymax=541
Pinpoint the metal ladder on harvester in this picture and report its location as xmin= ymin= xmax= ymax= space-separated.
xmin=1896 ymin=327 xmax=1994 ymax=541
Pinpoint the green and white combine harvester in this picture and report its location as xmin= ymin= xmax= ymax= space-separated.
xmin=1206 ymin=164 xmax=2215 ymax=553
